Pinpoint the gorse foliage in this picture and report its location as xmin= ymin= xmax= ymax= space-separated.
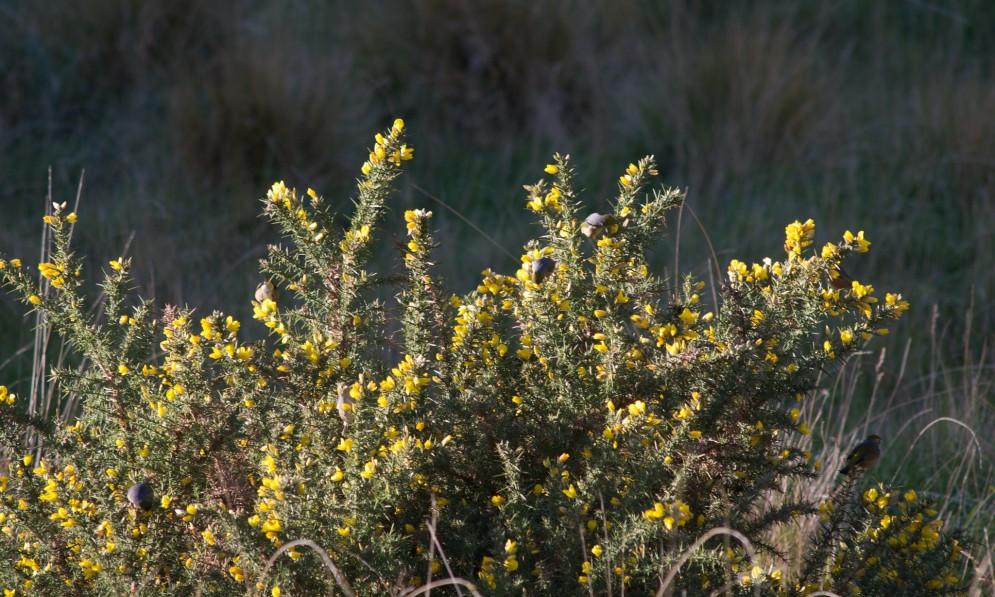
xmin=0 ymin=122 xmax=975 ymax=595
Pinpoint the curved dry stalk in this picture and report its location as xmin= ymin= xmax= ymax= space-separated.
xmin=655 ymin=527 xmax=757 ymax=597
xmin=964 ymin=530 xmax=993 ymax=597
xmin=401 ymin=577 xmax=484 ymax=597
xmin=253 ymin=537 xmax=355 ymax=597
xmin=889 ymin=416 xmax=981 ymax=487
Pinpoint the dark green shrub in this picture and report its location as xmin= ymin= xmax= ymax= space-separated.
xmin=0 ymin=121 xmax=973 ymax=595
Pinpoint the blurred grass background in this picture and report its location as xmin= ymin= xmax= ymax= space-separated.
xmin=2 ymin=0 xmax=993 ymax=538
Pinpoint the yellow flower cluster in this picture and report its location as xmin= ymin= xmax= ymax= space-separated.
xmin=478 ymin=555 xmax=498 ymax=588
xmin=783 ymin=218 xmax=815 ymax=260
xmin=503 ymin=539 xmax=519 ymax=572
xmin=449 ymin=289 xmax=510 ymax=376
xmin=739 ymin=565 xmax=782 ymax=588
xmin=0 ymin=459 xmax=120 ymax=586
xmin=727 ymin=258 xmax=774 ymax=285
xmin=843 ymin=229 xmax=871 ymax=253
xmin=37 ymin=261 xmax=67 ymax=289
xmin=526 ymin=182 xmax=564 ymax=213
xmin=642 ymin=500 xmax=692 ymax=530
xmin=475 ymin=268 xmax=518 ymax=300
xmin=40 ymin=203 xmax=77 ymax=228
xmin=726 ymin=221 xmax=910 ymax=372
xmin=267 ymin=180 xmax=293 ymax=209
xmin=403 ymin=209 xmax=433 ymax=262
xmin=376 ymin=354 xmax=432 ymax=413
xmin=339 ymin=223 xmax=371 ymax=253
xmin=862 ymin=487 xmax=945 ymax=551
xmin=0 ymin=385 xmax=15 ymax=406
xmin=361 ymin=119 xmax=412 ymax=175
xmin=815 ymin=486 xmax=966 ymax=591
xmin=475 ymin=539 xmax=522 ymax=587
xmin=251 ymin=445 xmax=288 ymax=546
xmin=617 ymin=159 xmax=658 ymax=188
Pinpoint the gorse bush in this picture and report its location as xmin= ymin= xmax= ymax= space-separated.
xmin=0 ymin=122 xmax=976 ymax=595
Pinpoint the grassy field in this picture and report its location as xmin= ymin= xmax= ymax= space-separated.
xmin=2 ymin=0 xmax=993 ymax=546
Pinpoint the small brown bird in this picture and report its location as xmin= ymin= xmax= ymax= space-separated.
xmin=255 ymin=279 xmax=279 ymax=303
xmin=336 ymin=382 xmax=356 ymax=428
xmin=530 ymin=257 xmax=556 ymax=284
xmin=840 ymin=434 xmax=881 ymax=475
xmin=580 ymin=213 xmax=612 ymax=238
xmin=827 ymin=266 xmax=855 ymax=291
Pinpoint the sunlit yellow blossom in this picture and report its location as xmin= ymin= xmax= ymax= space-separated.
xmin=843 ymin=229 xmax=871 ymax=252
xmin=784 ymin=219 xmax=816 ymax=258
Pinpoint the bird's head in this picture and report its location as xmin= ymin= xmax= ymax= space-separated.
xmin=868 ymin=434 xmax=882 ymax=445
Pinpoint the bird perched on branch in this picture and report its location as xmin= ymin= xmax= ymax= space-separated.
xmin=581 ymin=213 xmax=612 ymax=239
xmin=127 ymin=482 xmax=154 ymax=511
xmin=840 ymin=434 xmax=881 ymax=475
xmin=827 ymin=266 xmax=855 ymax=291
xmin=255 ymin=278 xmax=279 ymax=303
xmin=336 ymin=382 xmax=356 ymax=428
xmin=530 ymin=257 xmax=556 ymax=284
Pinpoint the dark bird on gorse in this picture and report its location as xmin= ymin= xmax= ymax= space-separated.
xmin=840 ymin=434 xmax=881 ymax=475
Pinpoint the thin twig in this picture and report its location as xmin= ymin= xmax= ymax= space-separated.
xmin=66 ymin=170 xmax=85 ymax=246
xmin=673 ymin=199 xmax=684 ymax=300
xmin=425 ymin=495 xmax=438 ymax=597
xmin=579 ymin=522 xmax=594 ymax=597
xmin=683 ymin=203 xmax=720 ymax=285
xmin=27 ymin=170 xmax=54 ymax=457
xmin=424 ymin=493 xmax=464 ymax=597
xmin=597 ymin=490 xmax=613 ymax=597
xmin=411 ymin=184 xmax=517 ymax=261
